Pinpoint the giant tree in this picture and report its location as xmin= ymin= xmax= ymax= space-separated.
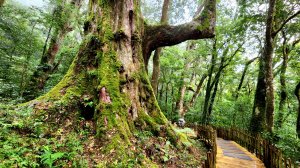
xmin=20 ymin=0 xmax=216 ymax=165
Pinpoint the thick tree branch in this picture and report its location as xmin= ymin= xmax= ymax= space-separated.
xmin=142 ymin=0 xmax=216 ymax=66
xmin=272 ymin=10 xmax=300 ymax=37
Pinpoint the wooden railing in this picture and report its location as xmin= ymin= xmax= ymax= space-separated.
xmin=215 ymin=127 xmax=298 ymax=168
xmin=190 ymin=125 xmax=217 ymax=168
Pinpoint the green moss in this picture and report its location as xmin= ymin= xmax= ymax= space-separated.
xmin=177 ymin=132 xmax=192 ymax=147
xmin=37 ymin=58 xmax=77 ymax=101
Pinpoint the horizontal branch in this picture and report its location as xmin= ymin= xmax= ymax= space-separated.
xmin=142 ymin=0 xmax=216 ymax=66
xmin=145 ymin=22 xmax=215 ymax=50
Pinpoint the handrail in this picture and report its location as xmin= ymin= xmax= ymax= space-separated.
xmin=189 ymin=124 xmax=217 ymax=168
xmin=215 ymin=127 xmax=298 ymax=168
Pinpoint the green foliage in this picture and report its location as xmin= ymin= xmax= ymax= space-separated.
xmin=41 ymin=146 xmax=65 ymax=168
xmin=0 ymin=2 xmax=43 ymax=100
xmin=0 ymin=103 xmax=89 ymax=167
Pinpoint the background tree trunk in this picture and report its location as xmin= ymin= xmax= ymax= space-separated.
xmin=202 ymin=39 xmax=217 ymax=124
xmin=23 ymin=0 xmax=83 ymax=101
xmin=151 ymin=0 xmax=170 ymax=96
xmin=277 ymin=31 xmax=288 ymax=129
xmin=295 ymin=82 xmax=300 ymax=138
xmin=250 ymin=0 xmax=276 ymax=134
xmin=235 ymin=57 xmax=258 ymax=99
xmin=0 ymin=0 xmax=4 ymax=7
xmin=189 ymin=74 xmax=207 ymax=107
xmin=264 ymin=0 xmax=276 ymax=133
xmin=294 ymin=82 xmax=300 ymax=138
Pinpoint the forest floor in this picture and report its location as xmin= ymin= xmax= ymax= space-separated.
xmin=0 ymin=103 xmax=208 ymax=167
xmin=216 ymin=138 xmax=265 ymax=168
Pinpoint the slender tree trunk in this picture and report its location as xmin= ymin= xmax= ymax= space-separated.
xmin=295 ymin=82 xmax=300 ymax=138
xmin=42 ymin=27 xmax=53 ymax=57
xmin=207 ymin=52 xmax=231 ymax=119
xmin=277 ymin=32 xmax=288 ymax=129
xmin=171 ymin=84 xmax=175 ymax=114
xmin=208 ymin=76 xmax=219 ymax=118
xmin=165 ymin=82 xmax=169 ymax=115
xmin=178 ymin=84 xmax=187 ymax=118
xmin=189 ymin=74 xmax=207 ymax=106
xmin=202 ymin=40 xmax=217 ymax=124
xmin=176 ymin=44 xmax=194 ymax=117
xmin=159 ymin=82 xmax=164 ymax=102
xmin=235 ymin=57 xmax=258 ymax=99
xmin=151 ymin=0 xmax=170 ymax=96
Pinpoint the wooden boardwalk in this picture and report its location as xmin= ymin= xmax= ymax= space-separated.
xmin=216 ymin=138 xmax=265 ymax=168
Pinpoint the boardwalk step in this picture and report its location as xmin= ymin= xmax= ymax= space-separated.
xmin=216 ymin=138 xmax=265 ymax=168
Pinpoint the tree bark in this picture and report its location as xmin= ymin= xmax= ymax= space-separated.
xmin=250 ymin=55 xmax=267 ymax=134
xmin=189 ymin=74 xmax=207 ymax=107
xmin=151 ymin=0 xmax=170 ymax=96
xmin=202 ymin=39 xmax=217 ymax=124
xmin=20 ymin=0 xmax=216 ymax=165
xmin=177 ymin=58 xmax=193 ymax=118
xmin=277 ymin=31 xmax=288 ymax=129
xmin=250 ymin=0 xmax=276 ymax=134
xmin=295 ymin=82 xmax=300 ymax=138
xmin=264 ymin=0 xmax=276 ymax=133
xmin=0 ymin=0 xmax=4 ymax=7
xmin=23 ymin=0 xmax=83 ymax=101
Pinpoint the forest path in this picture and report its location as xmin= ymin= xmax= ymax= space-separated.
xmin=216 ymin=138 xmax=265 ymax=168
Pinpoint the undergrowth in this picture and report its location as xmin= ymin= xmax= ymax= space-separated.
xmin=0 ymin=103 xmax=207 ymax=167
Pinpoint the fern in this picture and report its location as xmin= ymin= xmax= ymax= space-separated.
xmin=41 ymin=146 xmax=65 ymax=168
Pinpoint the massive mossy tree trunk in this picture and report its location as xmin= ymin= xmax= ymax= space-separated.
xmin=23 ymin=0 xmax=83 ymax=101
xmin=24 ymin=0 xmax=215 ymax=165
